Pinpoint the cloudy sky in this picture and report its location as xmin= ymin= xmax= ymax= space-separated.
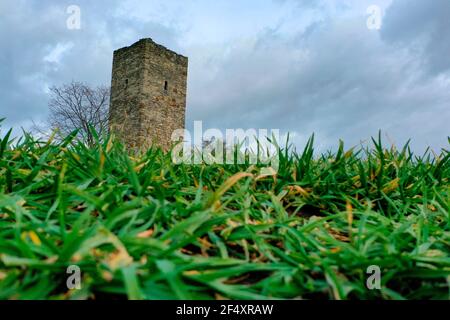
xmin=1 ymin=0 xmax=449 ymax=153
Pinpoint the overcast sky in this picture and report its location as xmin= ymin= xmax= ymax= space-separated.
xmin=1 ymin=0 xmax=449 ymax=153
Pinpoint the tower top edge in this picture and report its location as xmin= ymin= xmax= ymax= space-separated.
xmin=113 ymin=38 xmax=188 ymax=63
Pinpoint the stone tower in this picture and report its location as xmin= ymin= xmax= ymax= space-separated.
xmin=109 ymin=38 xmax=188 ymax=151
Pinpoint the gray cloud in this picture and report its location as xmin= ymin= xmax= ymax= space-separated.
xmin=0 ymin=0 xmax=182 ymax=132
xmin=187 ymin=1 xmax=450 ymax=152
xmin=381 ymin=0 xmax=450 ymax=76
xmin=0 ymin=0 xmax=449 ymax=153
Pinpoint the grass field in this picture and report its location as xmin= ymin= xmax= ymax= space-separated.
xmin=0 ymin=123 xmax=449 ymax=300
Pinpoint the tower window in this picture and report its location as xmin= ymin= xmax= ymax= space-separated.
xmin=125 ymin=79 xmax=129 ymax=88
xmin=164 ymin=81 xmax=168 ymax=91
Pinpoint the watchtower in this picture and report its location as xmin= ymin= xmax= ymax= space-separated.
xmin=109 ymin=38 xmax=188 ymax=151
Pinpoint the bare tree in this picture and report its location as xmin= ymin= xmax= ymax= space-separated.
xmin=46 ymin=81 xmax=110 ymax=146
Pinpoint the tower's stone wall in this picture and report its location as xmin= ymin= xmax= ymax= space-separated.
xmin=109 ymin=38 xmax=188 ymax=151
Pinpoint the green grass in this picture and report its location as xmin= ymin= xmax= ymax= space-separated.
xmin=0 ymin=123 xmax=449 ymax=300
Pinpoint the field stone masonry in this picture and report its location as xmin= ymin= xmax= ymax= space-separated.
xmin=109 ymin=38 xmax=188 ymax=151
